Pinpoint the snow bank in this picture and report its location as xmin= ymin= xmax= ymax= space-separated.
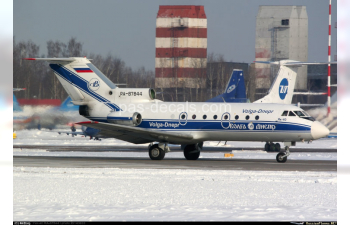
xmin=13 ymin=167 xmax=336 ymax=221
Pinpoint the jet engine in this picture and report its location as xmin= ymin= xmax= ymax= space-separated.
xmin=107 ymin=111 xmax=142 ymax=126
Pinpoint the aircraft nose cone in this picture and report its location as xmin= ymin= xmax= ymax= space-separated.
xmin=311 ymin=121 xmax=330 ymax=139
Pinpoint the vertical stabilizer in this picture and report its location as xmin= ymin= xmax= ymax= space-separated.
xmin=24 ymin=57 xmax=120 ymax=111
xmin=254 ymin=61 xmax=298 ymax=104
xmin=254 ymin=60 xmax=337 ymax=104
xmin=206 ymin=69 xmax=247 ymax=102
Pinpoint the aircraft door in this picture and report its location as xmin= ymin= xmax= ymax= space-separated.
xmin=221 ymin=112 xmax=231 ymax=129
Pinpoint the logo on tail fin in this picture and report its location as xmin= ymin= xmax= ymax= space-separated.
xmin=89 ymin=78 xmax=100 ymax=91
xmin=279 ymin=78 xmax=289 ymax=100
xmin=226 ymin=85 xmax=236 ymax=93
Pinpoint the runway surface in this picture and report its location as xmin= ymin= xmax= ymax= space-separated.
xmin=14 ymin=144 xmax=337 ymax=152
xmin=14 ymin=155 xmax=336 ymax=172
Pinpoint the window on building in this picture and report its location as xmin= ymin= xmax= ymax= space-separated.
xmin=281 ymin=19 xmax=289 ymax=26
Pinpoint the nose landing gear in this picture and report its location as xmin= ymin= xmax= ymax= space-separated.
xmin=276 ymin=144 xmax=291 ymax=163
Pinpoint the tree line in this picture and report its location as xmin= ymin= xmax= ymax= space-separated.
xmin=14 ymin=37 xmax=251 ymax=102
xmin=13 ymin=37 xmax=155 ymax=101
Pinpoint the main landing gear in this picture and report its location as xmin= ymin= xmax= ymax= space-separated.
xmin=148 ymin=143 xmax=170 ymax=160
xmin=264 ymin=142 xmax=281 ymax=152
xmin=183 ymin=143 xmax=202 ymax=160
xmin=148 ymin=142 xmax=203 ymax=160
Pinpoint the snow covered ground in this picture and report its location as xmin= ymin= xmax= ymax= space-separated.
xmin=13 ymin=129 xmax=337 ymax=221
xmin=13 ymin=167 xmax=336 ymax=221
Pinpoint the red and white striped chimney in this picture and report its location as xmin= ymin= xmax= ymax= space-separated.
xmin=155 ymin=5 xmax=207 ymax=89
xmin=327 ymin=0 xmax=332 ymax=116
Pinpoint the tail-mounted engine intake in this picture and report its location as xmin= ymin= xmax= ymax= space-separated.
xmin=79 ymin=105 xmax=90 ymax=116
xmin=107 ymin=112 xmax=142 ymax=126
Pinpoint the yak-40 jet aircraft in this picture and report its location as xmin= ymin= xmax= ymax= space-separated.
xmin=26 ymin=57 xmax=331 ymax=163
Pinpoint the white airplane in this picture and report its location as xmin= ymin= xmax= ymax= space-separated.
xmin=25 ymin=57 xmax=330 ymax=163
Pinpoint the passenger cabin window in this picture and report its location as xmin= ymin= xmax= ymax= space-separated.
xmin=255 ymin=115 xmax=259 ymax=120
xmin=181 ymin=114 xmax=186 ymax=119
xmin=213 ymin=115 xmax=218 ymax=120
xmin=281 ymin=111 xmax=288 ymax=116
xmin=203 ymin=115 xmax=207 ymax=119
xmin=288 ymin=111 xmax=296 ymax=116
xmin=192 ymin=114 xmax=196 ymax=119
xmin=245 ymin=115 xmax=250 ymax=120
xmin=224 ymin=115 xmax=228 ymax=120
xmin=235 ymin=115 xmax=239 ymax=120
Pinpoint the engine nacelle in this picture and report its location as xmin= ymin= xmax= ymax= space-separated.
xmin=107 ymin=111 xmax=142 ymax=126
xmin=79 ymin=105 xmax=90 ymax=116
xmin=113 ymin=88 xmax=156 ymax=102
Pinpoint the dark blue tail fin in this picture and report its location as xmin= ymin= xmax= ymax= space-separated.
xmin=206 ymin=69 xmax=247 ymax=102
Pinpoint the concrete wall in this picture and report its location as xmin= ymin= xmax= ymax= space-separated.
xmin=255 ymin=6 xmax=308 ymax=90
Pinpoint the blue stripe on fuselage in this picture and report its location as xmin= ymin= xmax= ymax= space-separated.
xmin=87 ymin=117 xmax=310 ymax=132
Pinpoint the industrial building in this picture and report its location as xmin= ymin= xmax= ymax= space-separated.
xmin=155 ymin=5 xmax=207 ymax=101
xmin=255 ymin=5 xmax=308 ymax=93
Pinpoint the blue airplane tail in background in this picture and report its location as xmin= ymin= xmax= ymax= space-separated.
xmin=58 ymin=96 xmax=80 ymax=112
xmin=13 ymin=94 xmax=22 ymax=112
xmin=206 ymin=69 xmax=247 ymax=103
xmin=13 ymin=88 xmax=26 ymax=112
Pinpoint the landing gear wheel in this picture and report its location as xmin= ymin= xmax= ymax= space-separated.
xmin=264 ymin=143 xmax=269 ymax=151
xmin=275 ymin=143 xmax=281 ymax=152
xmin=149 ymin=144 xmax=165 ymax=160
xmin=265 ymin=143 xmax=275 ymax=151
xmin=276 ymin=152 xmax=287 ymax=163
xmin=184 ymin=144 xmax=200 ymax=160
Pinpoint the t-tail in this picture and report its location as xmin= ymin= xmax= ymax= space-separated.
xmin=206 ymin=69 xmax=247 ymax=103
xmin=254 ymin=60 xmax=337 ymax=104
xmin=24 ymin=57 xmax=120 ymax=112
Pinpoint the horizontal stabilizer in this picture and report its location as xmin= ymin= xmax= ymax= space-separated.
xmin=255 ymin=61 xmax=337 ymax=67
xmin=24 ymin=58 xmax=76 ymax=63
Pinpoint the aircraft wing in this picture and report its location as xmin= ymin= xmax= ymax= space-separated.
xmin=76 ymin=121 xmax=194 ymax=144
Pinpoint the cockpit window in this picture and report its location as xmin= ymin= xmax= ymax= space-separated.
xmin=302 ymin=111 xmax=310 ymax=117
xmin=281 ymin=111 xmax=288 ymax=116
xmin=293 ymin=111 xmax=306 ymax=117
xmin=288 ymin=111 xmax=296 ymax=116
